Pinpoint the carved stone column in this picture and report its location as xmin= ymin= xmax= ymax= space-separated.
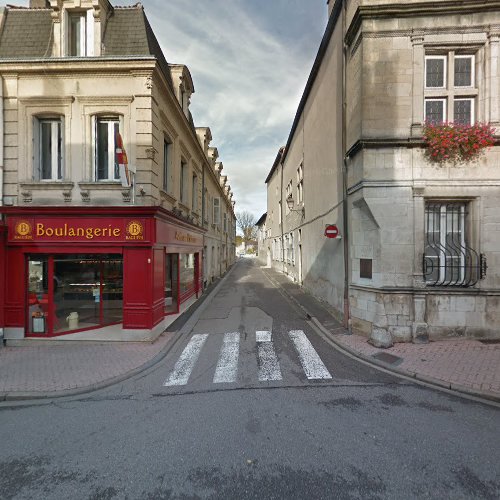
xmin=411 ymin=32 xmax=425 ymax=137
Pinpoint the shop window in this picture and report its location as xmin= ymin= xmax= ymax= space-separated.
xmin=67 ymin=10 xmax=94 ymax=56
xmin=33 ymin=117 xmax=63 ymax=181
xmin=424 ymin=53 xmax=477 ymax=124
xmin=179 ymin=253 xmax=196 ymax=302
xmin=27 ymin=255 xmax=123 ymax=336
xmin=165 ymin=253 xmax=179 ymax=314
xmin=94 ymin=116 xmax=120 ymax=181
xmin=423 ymin=202 xmax=484 ymax=287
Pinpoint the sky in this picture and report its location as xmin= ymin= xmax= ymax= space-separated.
xmin=14 ymin=0 xmax=329 ymax=220
xmin=145 ymin=0 xmax=329 ymax=220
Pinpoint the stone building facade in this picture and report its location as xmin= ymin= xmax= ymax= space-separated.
xmin=0 ymin=0 xmax=236 ymax=341
xmin=264 ymin=0 xmax=500 ymax=342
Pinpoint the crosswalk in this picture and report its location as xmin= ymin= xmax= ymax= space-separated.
xmin=163 ymin=330 xmax=332 ymax=387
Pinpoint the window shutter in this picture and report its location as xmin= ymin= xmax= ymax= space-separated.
xmin=92 ymin=115 xmax=97 ymax=181
xmin=32 ymin=117 xmax=40 ymax=181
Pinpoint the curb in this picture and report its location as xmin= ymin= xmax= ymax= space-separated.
xmin=0 ymin=263 xmax=238 ymax=405
xmin=265 ymin=269 xmax=500 ymax=406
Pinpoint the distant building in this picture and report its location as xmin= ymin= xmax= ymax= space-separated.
xmin=0 ymin=0 xmax=236 ymax=342
xmin=255 ymin=212 xmax=268 ymax=265
xmin=264 ymin=0 xmax=500 ymax=343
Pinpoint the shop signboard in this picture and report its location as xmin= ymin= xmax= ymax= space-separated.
xmin=7 ymin=217 xmax=151 ymax=245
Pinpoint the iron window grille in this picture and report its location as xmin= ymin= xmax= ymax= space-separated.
xmin=423 ymin=202 xmax=486 ymax=287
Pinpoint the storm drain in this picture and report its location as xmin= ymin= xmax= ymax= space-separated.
xmin=478 ymin=339 xmax=500 ymax=345
xmin=372 ymin=352 xmax=403 ymax=366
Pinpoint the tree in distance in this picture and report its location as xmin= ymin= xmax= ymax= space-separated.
xmin=236 ymin=211 xmax=257 ymax=251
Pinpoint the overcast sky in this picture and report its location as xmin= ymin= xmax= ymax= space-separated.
xmin=145 ymin=0 xmax=329 ymax=219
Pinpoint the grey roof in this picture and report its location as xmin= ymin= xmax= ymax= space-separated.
xmin=0 ymin=5 xmax=173 ymax=88
xmin=103 ymin=6 xmax=173 ymax=87
xmin=0 ymin=9 xmax=53 ymax=58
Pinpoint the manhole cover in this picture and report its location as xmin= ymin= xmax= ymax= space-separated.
xmin=372 ymin=352 xmax=403 ymax=366
xmin=479 ymin=339 xmax=500 ymax=345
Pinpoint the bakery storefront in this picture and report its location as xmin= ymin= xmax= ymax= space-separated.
xmin=0 ymin=207 xmax=204 ymax=341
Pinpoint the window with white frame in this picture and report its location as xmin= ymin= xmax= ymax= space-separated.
xmin=297 ymin=163 xmax=303 ymax=204
xmin=213 ymin=197 xmax=220 ymax=225
xmin=94 ymin=116 xmax=120 ymax=181
xmin=424 ymin=53 xmax=476 ymax=125
xmin=180 ymin=160 xmax=188 ymax=203
xmin=67 ymin=10 xmax=94 ymax=57
xmin=163 ymin=138 xmax=172 ymax=193
xmin=203 ymin=188 xmax=209 ymax=222
xmin=34 ymin=117 xmax=63 ymax=181
xmin=192 ymin=173 xmax=198 ymax=211
xmin=424 ymin=201 xmax=484 ymax=287
xmin=285 ymin=180 xmax=292 ymax=213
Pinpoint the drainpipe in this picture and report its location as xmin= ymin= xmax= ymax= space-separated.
xmin=341 ymin=0 xmax=351 ymax=332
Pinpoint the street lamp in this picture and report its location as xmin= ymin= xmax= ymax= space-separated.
xmin=286 ymin=195 xmax=305 ymax=217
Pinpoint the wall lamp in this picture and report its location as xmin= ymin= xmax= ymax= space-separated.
xmin=286 ymin=195 xmax=305 ymax=217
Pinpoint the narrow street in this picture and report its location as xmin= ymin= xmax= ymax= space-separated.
xmin=1 ymin=259 xmax=499 ymax=500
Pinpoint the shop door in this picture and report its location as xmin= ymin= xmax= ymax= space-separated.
xmin=27 ymin=254 xmax=123 ymax=336
xmin=165 ymin=253 xmax=179 ymax=314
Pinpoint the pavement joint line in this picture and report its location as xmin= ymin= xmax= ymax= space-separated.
xmin=262 ymin=266 xmax=500 ymax=407
xmin=0 ymin=264 xmax=238 ymax=407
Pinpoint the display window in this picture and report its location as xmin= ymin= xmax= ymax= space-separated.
xmin=27 ymin=254 xmax=123 ymax=336
xmin=179 ymin=253 xmax=197 ymax=303
xmin=165 ymin=253 xmax=179 ymax=314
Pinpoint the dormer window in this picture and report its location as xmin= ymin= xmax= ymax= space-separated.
xmin=67 ymin=10 xmax=94 ymax=56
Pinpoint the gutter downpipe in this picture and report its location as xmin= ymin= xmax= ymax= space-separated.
xmin=342 ymin=0 xmax=351 ymax=332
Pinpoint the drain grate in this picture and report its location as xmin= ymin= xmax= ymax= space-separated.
xmin=372 ymin=352 xmax=403 ymax=366
xmin=479 ymin=339 xmax=500 ymax=345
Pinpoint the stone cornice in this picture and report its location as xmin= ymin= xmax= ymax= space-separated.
xmin=346 ymin=1 xmax=500 ymax=45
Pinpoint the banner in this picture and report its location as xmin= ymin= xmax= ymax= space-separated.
xmin=116 ymin=133 xmax=131 ymax=188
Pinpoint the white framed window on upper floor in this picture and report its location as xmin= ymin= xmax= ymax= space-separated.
xmin=163 ymin=138 xmax=172 ymax=193
xmin=180 ymin=160 xmax=188 ymax=204
xmin=192 ymin=173 xmax=198 ymax=212
xmin=93 ymin=116 xmax=120 ymax=181
xmin=33 ymin=117 xmax=64 ymax=181
xmin=213 ymin=197 xmax=221 ymax=225
xmin=424 ymin=52 xmax=477 ymax=125
xmin=67 ymin=10 xmax=94 ymax=57
xmin=297 ymin=163 xmax=304 ymax=204
xmin=223 ymin=212 xmax=228 ymax=233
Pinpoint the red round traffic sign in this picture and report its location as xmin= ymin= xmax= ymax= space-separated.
xmin=324 ymin=224 xmax=339 ymax=238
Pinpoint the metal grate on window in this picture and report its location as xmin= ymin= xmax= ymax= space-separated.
xmin=454 ymin=57 xmax=472 ymax=87
xmin=426 ymin=58 xmax=445 ymax=87
xmin=423 ymin=202 xmax=486 ymax=287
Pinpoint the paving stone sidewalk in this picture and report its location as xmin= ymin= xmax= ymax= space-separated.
xmin=262 ymin=265 xmax=500 ymax=402
xmin=0 ymin=333 xmax=174 ymax=399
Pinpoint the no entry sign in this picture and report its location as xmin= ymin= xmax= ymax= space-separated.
xmin=324 ymin=224 xmax=340 ymax=239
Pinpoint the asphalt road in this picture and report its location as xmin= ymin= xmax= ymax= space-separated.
xmin=1 ymin=258 xmax=499 ymax=500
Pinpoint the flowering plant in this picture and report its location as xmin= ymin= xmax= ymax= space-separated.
xmin=423 ymin=122 xmax=495 ymax=164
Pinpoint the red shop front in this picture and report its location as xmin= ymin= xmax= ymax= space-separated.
xmin=0 ymin=207 xmax=204 ymax=341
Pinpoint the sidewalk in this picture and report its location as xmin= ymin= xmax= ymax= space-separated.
xmin=263 ymin=266 xmax=500 ymax=403
xmin=1 ymin=262 xmax=499 ymax=403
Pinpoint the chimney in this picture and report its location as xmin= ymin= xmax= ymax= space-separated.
xmin=30 ymin=0 xmax=50 ymax=8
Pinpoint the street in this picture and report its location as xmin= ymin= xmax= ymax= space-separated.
xmin=1 ymin=258 xmax=499 ymax=500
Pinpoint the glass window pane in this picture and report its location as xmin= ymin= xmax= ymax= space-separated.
xmin=40 ymin=121 xmax=52 ymax=179
xmin=57 ymin=121 xmax=63 ymax=179
xmin=454 ymin=100 xmax=472 ymax=125
xmin=425 ymin=100 xmax=444 ymax=124
xmin=426 ymin=58 xmax=445 ymax=87
xmin=455 ymin=57 xmax=472 ymax=87
xmin=97 ymin=121 xmax=108 ymax=179
xmin=69 ymin=15 xmax=85 ymax=56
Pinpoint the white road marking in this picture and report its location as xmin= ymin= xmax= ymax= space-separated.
xmin=163 ymin=334 xmax=208 ymax=386
xmin=288 ymin=330 xmax=332 ymax=380
xmin=256 ymin=330 xmax=282 ymax=381
xmin=213 ymin=332 xmax=240 ymax=383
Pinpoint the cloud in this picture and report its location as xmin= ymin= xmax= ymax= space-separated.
xmin=146 ymin=0 xmax=327 ymax=216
